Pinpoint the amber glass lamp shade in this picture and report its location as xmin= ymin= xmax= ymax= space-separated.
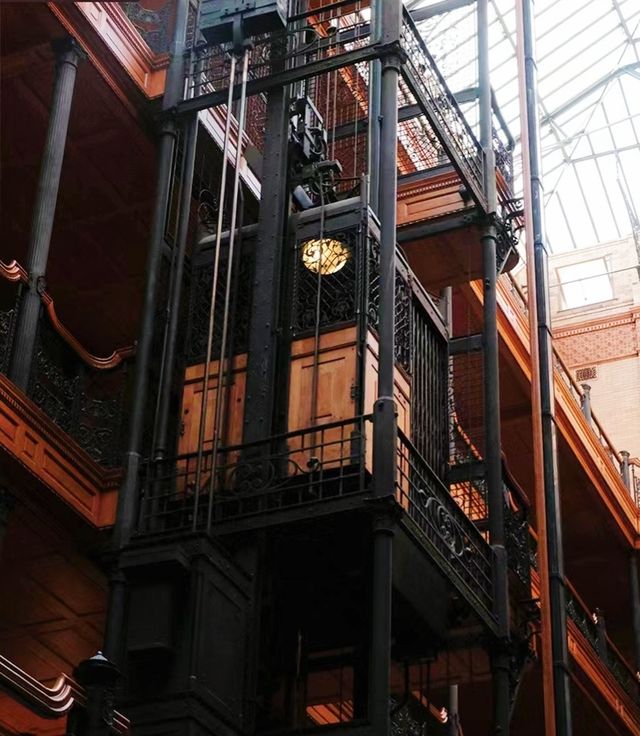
xmin=301 ymin=237 xmax=350 ymax=275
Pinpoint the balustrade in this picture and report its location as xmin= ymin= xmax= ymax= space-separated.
xmin=565 ymin=584 xmax=640 ymax=704
xmin=0 ymin=281 xmax=129 ymax=468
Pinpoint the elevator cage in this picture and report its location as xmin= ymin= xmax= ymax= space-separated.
xmin=287 ymin=196 xmax=450 ymax=483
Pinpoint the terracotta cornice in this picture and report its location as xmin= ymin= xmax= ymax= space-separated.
xmin=0 ymin=374 xmax=120 ymax=527
xmin=1 ymin=260 xmax=135 ymax=370
xmin=554 ymin=308 xmax=640 ymax=339
xmin=0 ymin=655 xmax=129 ymax=733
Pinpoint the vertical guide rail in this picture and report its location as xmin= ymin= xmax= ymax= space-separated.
xmin=192 ymin=52 xmax=237 ymax=530
xmin=369 ymin=1 xmax=402 ymax=734
xmin=516 ymin=1 xmax=572 ymax=734
xmin=478 ymin=0 xmax=509 ymax=732
xmin=206 ymin=49 xmax=250 ymax=533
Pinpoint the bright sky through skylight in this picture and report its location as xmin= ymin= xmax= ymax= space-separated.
xmin=406 ymin=0 xmax=640 ymax=253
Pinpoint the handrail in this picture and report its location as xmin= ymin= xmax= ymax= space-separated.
xmin=0 ymin=655 xmax=130 ymax=733
xmin=565 ymin=580 xmax=639 ymax=702
xmin=0 ymin=259 xmax=135 ymax=370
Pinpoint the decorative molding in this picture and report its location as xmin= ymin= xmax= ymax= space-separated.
xmin=48 ymin=2 xmax=168 ymax=101
xmin=0 ymin=260 xmax=135 ymax=370
xmin=0 ymin=374 xmax=120 ymax=528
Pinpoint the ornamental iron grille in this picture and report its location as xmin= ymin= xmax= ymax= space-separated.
xmin=26 ymin=317 xmax=127 ymax=468
xmin=185 ymin=230 xmax=255 ymax=364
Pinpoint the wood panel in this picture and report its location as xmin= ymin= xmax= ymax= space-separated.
xmin=288 ymin=328 xmax=358 ymax=470
xmin=397 ymin=171 xmax=472 ymax=226
xmin=179 ymin=355 xmax=247 ymax=456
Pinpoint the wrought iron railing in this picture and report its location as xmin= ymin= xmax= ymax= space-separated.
xmin=503 ymin=471 xmax=535 ymax=591
xmin=566 ymin=585 xmax=639 ymax=704
xmin=396 ymin=428 xmax=495 ymax=621
xmin=138 ymin=415 xmax=370 ymax=533
xmin=0 ymin=287 xmax=128 ymax=468
xmin=399 ymin=9 xmax=486 ymax=209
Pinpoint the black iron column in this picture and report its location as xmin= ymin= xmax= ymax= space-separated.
xmin=8 ymin=38 xmax=82 ymax=390
xmin=478 ymin=0 xmax=510 ymax=731
xmin=630 ymin=553 xmax=640 ymax=674
xmin=521 ymin=1 xmax=573 ymax=732
xmin=367 ymin=0 xmax=382 ymax=212
xmin=243 ymin=87 xmax=290 ymax=444
xmin=104 ymin=0 xmax=190 ymax=665
xmin=370 ymin=2 xmax=402 ymax=735
xmin=152 ymin=113 xmax=199 ymax=461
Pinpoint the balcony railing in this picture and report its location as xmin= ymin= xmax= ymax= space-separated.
xmin=0 ymin=279 xmax=129 ymax=468
xmin=138 ymin=416 xmax=370 ymax=533
xmin=565 ymin=583 xmax=640 ymax=705
xmin=396 ymin=428 xmax=495 ymax=625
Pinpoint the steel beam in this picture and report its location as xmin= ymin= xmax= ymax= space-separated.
xmin=410 ymin=0 xmax=476 ymax=23
xmin=177 ymin=44 xmax=378 ymax=115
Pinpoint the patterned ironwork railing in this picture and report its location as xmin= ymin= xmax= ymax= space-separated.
xmin=0 ymin=287 xmax=128 ymax=468
xmin=138 ymin=415 xmax=370 ymax=533
xmin=396 ymin=428 xmax=495 ymax=622
xmin=399 ymin=9 xmax=486 ymax=209
xmin=566 ymin=585 xmax=640 ymax=704
xmin=503 ymin=474 xmax=535 ymax=591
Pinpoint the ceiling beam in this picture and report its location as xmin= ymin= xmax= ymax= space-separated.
xmin=410 ymin=0 xmax=476 ymax=23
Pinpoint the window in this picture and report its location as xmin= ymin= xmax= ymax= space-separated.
xmin=557 ymin=257 xmax=613 ymax=309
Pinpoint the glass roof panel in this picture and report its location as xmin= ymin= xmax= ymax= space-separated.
xmin=407 ymin=0 xmax=640 ymax=252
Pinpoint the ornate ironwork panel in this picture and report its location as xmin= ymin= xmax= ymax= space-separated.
xmin=27 ymin=320 xmax=127 ymax=468
xmin=290 ymin=229 xmax=358 ymax=336
xmin=186 ymin=242 xmax=254 ymax=364
xmin=138 ymin=415 xmax=369 ymax=532
xmin=396 ymin=429 xmax=495 ymax=621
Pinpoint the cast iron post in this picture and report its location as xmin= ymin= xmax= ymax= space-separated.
xmin=580 ymin=383 xmax=592 ymax=425
xmin=369 ymin=3 xmax=403 ymax=735
xmin=9 ymin=38 xmax=82 ymax=390
xmin=243 ymin=87 xmax=291 ymax=443
xmin=103 ymin=0 xmax=190 ymax=665
xmin=630 ymin=553 xmax=640 ymax=674
xmin=478 ymin=0 xmax=510 ymax=731
xmin=521 ymin=1 xmax=573 ymax=732
xmin=620 ymin=450 xmax=631 ymax=490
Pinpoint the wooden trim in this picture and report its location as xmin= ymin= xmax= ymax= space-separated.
xmin=0 ymin=260 xmax=135 ymax=370
xmin=49 ymin=2 xmax=168 ymax=100
xmin=0 ymin=374 xmax=120 ymax=528
xmin=0 ymin=655 xmax=130 ymax=734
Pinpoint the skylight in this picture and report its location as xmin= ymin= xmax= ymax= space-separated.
xmin=557 ymin=257 xmax=613 ymax=309
xmin=406 ymin=0 xmax=640 ymax=253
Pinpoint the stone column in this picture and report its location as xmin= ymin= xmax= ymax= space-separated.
xmin=9 ymin=38 xmax=83 ymax=390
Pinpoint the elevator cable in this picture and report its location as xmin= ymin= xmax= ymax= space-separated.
xmin=206 ymin=47 xmax=251 ymax=532
xmin=192 ymin=50 xmax=238 ymax=529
